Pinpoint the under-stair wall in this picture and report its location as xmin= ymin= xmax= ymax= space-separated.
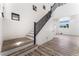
xmin=36 ymin=3 xmax=66 ymax=45
xmin=36 ymin=13 xmax=56 ymax=45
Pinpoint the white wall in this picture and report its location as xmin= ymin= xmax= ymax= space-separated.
xmin=53 ymin=4 xmax=79 ymax=19
xmin=36 ymin=16 xmax=57 ymax=45
xmin=36 ymin=3 xmax=79 ymax=45
xmin=58 ymin=14 xmax=79 ymax=35
xmin=3 ymin=3 xmax=51 ymax=40
xmin=0 ymin=4 xmax=2 ymax=55
xmin=70 ymin=15 xmax=79 ymax=35
xmin=52 ymin=4 xmax=79 ymax=36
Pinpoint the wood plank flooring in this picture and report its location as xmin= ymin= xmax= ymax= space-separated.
xmin=41 ymin=35 xmax=79 ymax=56
xmin=25 ymin=35 xmax=79 ymax=56
xmin=2 ymin=37 xmax=33 ymax=52
xmin=2 ymin=34 xmax=79 ymax=56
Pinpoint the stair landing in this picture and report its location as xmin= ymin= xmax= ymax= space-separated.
xmin=2 ymin=37 xmax=33 ymax=52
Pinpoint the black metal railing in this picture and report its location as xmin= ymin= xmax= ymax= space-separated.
xmin=34 ymin=22 xmax=36 ymax=45
xmin=36 ymin=11 xmax=51 ymax=35
xmin=34 ymin=3 xmax=66 ymax=45
xmin=34 ymin=10 xmax=52 ymax=45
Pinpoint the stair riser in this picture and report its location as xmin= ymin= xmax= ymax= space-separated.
xmin=26 ymin=36 xmax=34 ymax=40
xmin=26 ymin=35 xmax=34 ymax=37
xmin=28 ymin=33 xmax=34 ymax=35
xmin=1 ymin=42 xmax=33 ymax=56
xmin=27 ymin=34 xmax=34 ymax=37
xmin=29 ymin=32 xmax=34 ymax=34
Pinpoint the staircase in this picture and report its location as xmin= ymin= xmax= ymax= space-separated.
xmin=34 ymin=3 xmax=66 ymax=45
xmin=1 ymin=3 xmax=67 ymax=56
xmin=26 ymin=29 xmax=34 ymax=40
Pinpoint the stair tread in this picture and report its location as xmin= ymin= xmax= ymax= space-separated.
xmin=2 ymin=37 xmax=33 ymax=52
xmin=27 ymin=33 xmax=34 ymax=35
xmin=8 ymin=45 xmax=37 ymax=56
xmin=26 ymin=35 xmax=34 ymax=37
xmin=29 ymin=32 xmax=34 ymax=33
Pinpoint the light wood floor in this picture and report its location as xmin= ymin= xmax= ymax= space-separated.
xmin=2 ymin=35 xmax=79 ymax=56
xmin=2 ymin=37 xmax=33 ymax=52
xmin=26 ymin=35 xmax=79 ymax=56
xmin=42 ymin=35 xmax=79 ymax=56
